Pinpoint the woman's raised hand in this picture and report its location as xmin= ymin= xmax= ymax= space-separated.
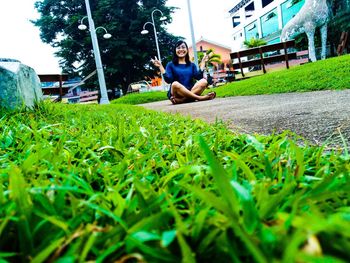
xmin=151 ymin=56 xmax=166 ymax=74
xmin=202 ymin=53 xmax=209 ymax=63
xmin=199 ymin=53 xmax=209 ymax=71
xmin=151 ymin=56 xmax=162 ymax=68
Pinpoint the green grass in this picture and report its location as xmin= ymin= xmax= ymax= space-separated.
xmin=112 ymin=91 xmax=167 ymax=105
xmin=0 ymin=102 xmax=349 ymax=262
xmin=111 ymin=55 xmax=350 ymax=105
xmin=215 ymin=54 xmax=350 ymax=97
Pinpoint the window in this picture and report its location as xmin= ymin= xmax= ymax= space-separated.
xmin=281 ymin=0 xmax=305 ymax=27
xmin=245 ymin=2 xmax=255 ymax=19
xmin=245 ymin=2 xmax=255 ymax=12
xmin=262 ymin=0 xmax=274 ymax=8
xmin=244 ymin=21 xmax=259 ymax=41
xmin=247 ymin=24 xmax=256 ymax=31
xmin=286 ymin=0 xmax=303 ymax=9
xmin=232 ymin=16 xmax=240 ymax=28
xmin=261 ymin=8 xmax=279 ymax=37
xmin=264 ymin=11 xmax=277 ymax=22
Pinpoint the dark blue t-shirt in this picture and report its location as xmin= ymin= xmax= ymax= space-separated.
xmin=163 ymin=62 xmax=203 ymax=91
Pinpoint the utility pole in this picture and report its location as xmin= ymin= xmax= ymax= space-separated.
xmin=186 ymin=0 xmax=199 ymax=69
xmin=84 ymin=0 xmax=109 ymax=104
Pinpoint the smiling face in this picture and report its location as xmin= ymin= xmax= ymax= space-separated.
xmin=175 ymin=43 xmax=188 ymax=59
xmin=172 ymin=41 xmax=190 ymax=65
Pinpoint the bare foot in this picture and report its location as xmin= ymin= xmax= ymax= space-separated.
xmin=170 ymin=96 xmax=177 ymax=105
xmin=208 ymin=91 xmax=216 ymax=100
xmin=170 ymin=96 xmax=188 ymax=105
xmin=199 ymin=91 xmax=216 ymax=101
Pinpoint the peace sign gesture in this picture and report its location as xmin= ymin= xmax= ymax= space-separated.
xmin=151 ymin=56 xmax=165 ymax=74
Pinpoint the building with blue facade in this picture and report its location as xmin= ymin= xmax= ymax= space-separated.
xmin=230 ymin=0 xmax=305 ymax=50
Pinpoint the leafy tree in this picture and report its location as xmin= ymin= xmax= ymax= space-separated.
xmin=33 ymin=0 xmax=182 ymax=93
xmin=294 ymin=0 xmax=350 ymax=55
xmin=243 ymin=37 xmax=267 ymax=48
xmin=196 ymin=49 xmax=222 ymax=72
xmin=242 ymin=38 xmax=267 ymax=71
xmin=329 ymin=0 xmax=350 ymax=13
xmin=328 ymin=0 xmax=350 ymax=55
xmin=195 ymin=49 xmax=222 ymax=85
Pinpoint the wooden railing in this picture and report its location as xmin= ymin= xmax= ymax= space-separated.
xmin=230 ymin=40 xmax=297 ymax=77
xmin=79 ymin=91 xmax=99 ymax=104
xmin=38 ymin=74 xmax=69 ymax=98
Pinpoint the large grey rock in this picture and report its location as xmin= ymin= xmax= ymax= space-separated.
xmin=0 ymin=59 xmax=43 ymax=109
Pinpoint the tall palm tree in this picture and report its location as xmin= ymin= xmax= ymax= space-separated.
xmin=196 ymin=48 xmax=222 ymax=72
xmin=194 ymin=49 xmax=222 ymax=85
xmin=243 ymin=38 xmax=267 ymax=71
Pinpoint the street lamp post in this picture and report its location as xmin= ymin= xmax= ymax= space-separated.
xmin=141 ymin=9 xmax=167 ymax=90
xmin=81 ymin=0 xmax=110 ymax=104
xmin=186 ymin=0 xmax=199 ymax=69
xmin=79 ymin=19 xmax=112 ymax=40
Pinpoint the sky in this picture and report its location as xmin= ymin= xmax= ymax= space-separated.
xmin=0 ymin=0 xmax=233 ymax=74
xmin=165 ymin=0 xmax=233 ymax=47
xmin=0 ymin=1 xmax=61 ymax=74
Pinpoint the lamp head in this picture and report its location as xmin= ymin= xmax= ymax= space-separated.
xmin=141 ymin=29 xmax=149 ymax=35
xmin=103 ymin=33 xmax=112 ymax=39
xmin=160 ymin=16 xmax=167 ymax=21
xmin=78 ymin=24 xmax=87 ymax=30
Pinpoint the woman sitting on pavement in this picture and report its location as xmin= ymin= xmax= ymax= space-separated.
xmin=152 ymin=40 xmax=216 ymax=104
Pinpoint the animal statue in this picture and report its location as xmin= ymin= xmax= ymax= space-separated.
xmin=281 ymin=0 xmax=331 ymax=62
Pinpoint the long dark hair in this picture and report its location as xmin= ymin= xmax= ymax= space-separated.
xmin=172 ymin=40 xmax=191 ymax=65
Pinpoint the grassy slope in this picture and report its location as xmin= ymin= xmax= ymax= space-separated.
xmin=112 ymin=91 xmax=167 ymax=105
xmin=112 ymin=55 xmax=350 ymax=105
xmin=216 ymin=54 xmax=350 ymax=97
xmin=0 ymin=103 xmax=349 ymax=262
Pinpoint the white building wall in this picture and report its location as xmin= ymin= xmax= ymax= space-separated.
xmin=254 ymin=0 xmax=263 ymax=10
xmin=230 ymin=0 xmax=290 ymax=51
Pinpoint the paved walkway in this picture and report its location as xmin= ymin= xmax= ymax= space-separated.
xmin=140 ymin=89 xmax=350 ymax=146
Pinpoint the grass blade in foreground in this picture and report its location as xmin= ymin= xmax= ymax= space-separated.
xmin=0 ymin=103 xmax=349 ymax=262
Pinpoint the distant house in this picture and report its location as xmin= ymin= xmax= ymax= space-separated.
xmin=39 ymin=74 xmax=89 ymax=103
xmin=188 ymin=37 xmax=232 ymax=70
